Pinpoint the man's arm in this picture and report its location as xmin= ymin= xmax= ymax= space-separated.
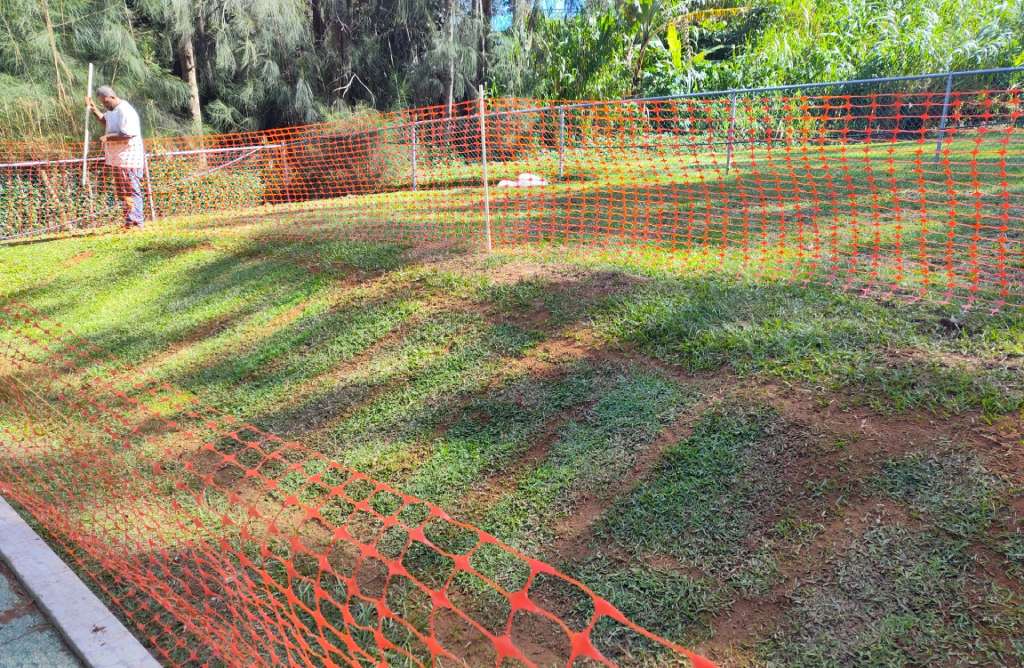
xmin=86 ymin=100 xmax=135 ymax=144
xmin=84 ymin=98 xmax=119 ymax=146
xmin=104 ymin=106 xmax=141 ymax=144
xmin=85 ymin=97 xmax=106 ymax=125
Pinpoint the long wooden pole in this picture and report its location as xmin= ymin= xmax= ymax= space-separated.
xmin=81 ymin=62 xmax=93 ymax=187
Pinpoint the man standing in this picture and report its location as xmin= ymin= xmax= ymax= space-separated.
xmin=86 ymin=86 xmax=146 ymax=228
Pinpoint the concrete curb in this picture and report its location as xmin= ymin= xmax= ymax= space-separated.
xmin=0 ymin=496 xmax=161 ymax=668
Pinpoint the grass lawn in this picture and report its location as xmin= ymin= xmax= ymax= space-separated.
xmin=1 ymin=121 xmax=1023 ymax=665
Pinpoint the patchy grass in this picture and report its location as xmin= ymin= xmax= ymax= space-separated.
xmin=593 ymin=275 xmax=1024 ymax=415
xmin=1 ymin=192 xmax=1023 ymax=665
xmin=571 ymin=556 xmax=728 ymax=660
xmin=875 ymin=448 xmax=1013 ymax=538
xmin=760 ymin=525 xmax=1024 ymax=667
xmin=402 ymin=364 xmax=601 ymax=507
xmin=479 ymin=369 xmax=694 ymax=553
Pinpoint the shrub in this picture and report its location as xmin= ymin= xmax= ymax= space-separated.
xmin=0 ymin=169 xmax=111 ymax=238
xmin=571 ymin=101 xmax=650 ymax=148
xmin=264 ymin=108 xmax=409 ymax=203
xmin=148 ymin=161 xmax=264 ymax=218
xmin=446 ymin=111 xmax=539 ymax=163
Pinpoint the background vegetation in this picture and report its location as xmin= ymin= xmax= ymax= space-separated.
xmin=0 ymin=0 xmax=1021 ymax=140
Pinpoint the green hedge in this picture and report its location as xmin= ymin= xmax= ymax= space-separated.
xmin=149 ymin=162 xmax=264 ymax=218
xmin=0 ymin=172 xmax=115 ymax=238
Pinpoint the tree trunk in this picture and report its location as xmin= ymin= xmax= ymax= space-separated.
xmin=179 ymin=35 xmax=203 ymax=135
xmin=512 ymin=0 xmax=532 ymax=30
xmin=39 ymin=0 xmax=69 ymax=106
xmin=339 ymin=0 xmax=352 ymax=74
xmin=310 ymin=0 xmax=327 ymax=47
xmin=477 ymin=0 xmax=487 ymax=85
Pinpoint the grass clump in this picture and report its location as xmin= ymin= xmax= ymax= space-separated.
xmin=599 ymin=403 xmax=814 ymax=595
xmin=874 ymin=448 xmax=1012 ymax=538
xmin=760 ymin=525 xmax=1024 ymax=667
xmin=594 ymin=274 xmax=1024 ymax=415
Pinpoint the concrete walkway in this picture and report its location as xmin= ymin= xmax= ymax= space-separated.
xmin=0 ymin=559 xmax=81 ymax=668
xmin=0 ymin=497 xmax=160 ymax=668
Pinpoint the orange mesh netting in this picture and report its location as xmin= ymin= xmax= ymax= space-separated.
xmin=1 ymin=85 xmax=1022 ymax=310
xmin=0 ymin=302 xmax=713 ymax=667
xmin=2 ymin=75 xmax=1023 ymax=666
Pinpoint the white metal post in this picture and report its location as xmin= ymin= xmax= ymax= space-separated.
xmin=411 ymin=124 xmax=418 ymax=191
xmin=144 ymin=152 xmax=158 ymax=224
xmin=558 ymin=107 xmax=565 ymax=179
xmin=934 ymin=73 xmax=955 ymax=163
xmin=726 ymin=94 xmax=737 ymax=174
xmin=479 ymin=85 xmax=492 ymax=252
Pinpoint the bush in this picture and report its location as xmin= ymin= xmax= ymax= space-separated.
xmin=709 ymin=0 xmax=1024 ymax=93
xmin=570 ymin=101 xmax=650 ymax=148
xmin=148 ymin=161 xmax=264 ymax=218
xmin=0 ymin=174 xmax=55 ymax=236
xmin=0 ymin=169 xmax=111 ymax=238
xmin=453 ymin=111 xmax=539 ymax=163
xmin=0 ymin=159 xmax=266 ymax=238
xmin=264 ymin=108 xmax=409 ymax=203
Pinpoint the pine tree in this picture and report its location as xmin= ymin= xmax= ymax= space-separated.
xmin=136 ymin=0 xmax=314 ymax=132
xmin=0 ymin=0 xmax=187 ymax=140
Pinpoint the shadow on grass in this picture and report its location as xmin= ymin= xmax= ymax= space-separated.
xmin=3 ymin=230 xmax=1024 ymax=666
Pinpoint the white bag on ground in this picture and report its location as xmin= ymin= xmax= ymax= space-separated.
xmin=497 ymin=173 xmax=549 ymax=188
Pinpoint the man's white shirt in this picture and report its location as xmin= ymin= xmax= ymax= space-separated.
xmin=103 ymin=101 xmax=145 ymax=169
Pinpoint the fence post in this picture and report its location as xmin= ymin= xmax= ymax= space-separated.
xmin=479 ymin=85 xmax=492 ymax=253
xmin=933 ymin=73 xmax=954 ymax=163
xmin=81 ymin=62 xmax=94 ymax=188
xmin=558 ymin=107 xmax=565 ymax=179
xmin=411 ymin=124 xmax=418 ymax=191
xmin=144 ymin=152 xmax=158 ymax=223
xmin=726 ymin=94 xmax=737 ymax=174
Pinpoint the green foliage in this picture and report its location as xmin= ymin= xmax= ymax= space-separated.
xmin=666 ymin=23 xmax=683 ymax=68
xmin=137 ymin=0 xmax=315 ymax=131
xmin=0 ymin=75 xmax=84 ymax=139
xmin=272 ymin=107 xmax=410 ymax=201
xmin=1 ymin=0 xmax=1020 ymax=139
xmin=152 ymin=165 xmax=264 ymax=216
xmin=0 ymin=161 xmax=263 ymax=238
xmin=0 ymin=0 xmax=189 ymax=140
xmin=710 ymin=0 xmax=1024 ymax=91
xmin=488 ymin=1 xmax=750 ymax=99
xmin=0 ymin=168 xmax=124 ymax=237
xmin=494 ymin=12 xmax=633 ymax=99
xmin=491 ymin=0 xmax=1022 ymax=100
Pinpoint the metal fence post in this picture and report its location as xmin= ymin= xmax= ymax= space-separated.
xmin=933 ymin=73 xmax=954 ymax=163
xmin=726 ymin=94 xmax=737 ymax=173
xmin=144 ymin=152 xmax=158 ymax=223
xmin=558 ymin=107 xmax=565 ymax=179
xmin=411 ymin=124 xmax=418 ymax=191
xmin=479 ymin=85 xmax=492 ymax=252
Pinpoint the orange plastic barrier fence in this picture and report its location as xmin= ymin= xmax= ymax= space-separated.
xmin=1 ymin=88 xmax=1022 ymax=310
xmin=0 ymin=302 xmax=714 ymax=667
